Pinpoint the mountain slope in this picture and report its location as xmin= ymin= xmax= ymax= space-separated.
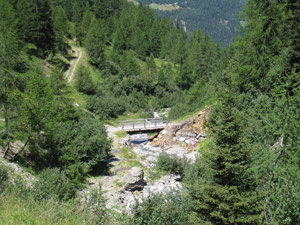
xmin=136 ymin=0 xmax=247 ymax=46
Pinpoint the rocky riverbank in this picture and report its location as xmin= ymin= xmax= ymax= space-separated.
xmin=86 ymin=107 xmax=210 ymax=212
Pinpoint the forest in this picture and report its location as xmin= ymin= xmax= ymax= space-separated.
xmin=0 ymin=0 xmax=300 ymax=224
xmin=138 ymin=0 xmax=247 ymax=46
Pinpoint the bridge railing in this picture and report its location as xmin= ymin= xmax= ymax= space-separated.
xmin=119 ymin=118 xmax=168 ymax=131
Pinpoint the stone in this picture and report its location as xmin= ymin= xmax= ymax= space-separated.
xmin=200 ymin=133 xmax=207 ymax=138
xmin=178 ymin=137 xmax=186 ymax=142
xmin=154 ymin=111 xmax=160 ymax=118
xmin=161 ymin=129 xmax=167 ymax=135
xmin=121 ymin=167 xmax=145 ymax=191
xmin=185 ymin=139 xmax=191 ymax=145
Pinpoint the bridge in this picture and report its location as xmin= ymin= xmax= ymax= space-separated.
xmin=119 ymin=118 xmax=168 ymax=132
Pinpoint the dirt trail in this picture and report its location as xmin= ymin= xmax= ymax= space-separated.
xmin=65 ymin=47 xmax=82 ymax=83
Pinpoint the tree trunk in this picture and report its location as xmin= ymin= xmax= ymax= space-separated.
xmin=2 ymin=76 xmax=10 ymax=158
xmin=12 ymin=136 xmax=31 ymax=161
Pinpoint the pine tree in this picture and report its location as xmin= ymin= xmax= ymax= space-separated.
xmin=16 ymin=0 xmax=55 ymax=55
xmin=79 ymin=3 xmax=94 ymax=43
xmin=85 ymin=18 xmax=107 ymax=69
xmin=189 ymin=79 xmax=264 ymax=224
xmin=0 ymin=0 xmax=20 ymax=157
xmin=52 ymin=5 xmax=69 ymax=53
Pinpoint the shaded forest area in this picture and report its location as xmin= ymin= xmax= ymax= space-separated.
xmin=1 ymin=0 xmax=300 ymax=224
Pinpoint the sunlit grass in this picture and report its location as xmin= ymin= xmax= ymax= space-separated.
xmin=149 ymin=3 xmax=180 ymax=11
xmin=0 ymin=192 xmax=94 ymax=225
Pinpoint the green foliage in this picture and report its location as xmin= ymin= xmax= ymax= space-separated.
xmin=138 ymin=0 xmax=246 ymax=46
xmin=0 ymin=165 xmax=9 ymax=190
xmin=87 ymin=95 xmax=127 ymax=120
xmin=115 ymin=131 xmax=127 ymax=138
xmin=76 ymin=65 xmax=96 ymax=95
xmin=123 ymin=191 xmax=191 ymax=225
xmin=187 ymin=84 xmax=264 ymax=224
xmin=16 ymin=0 xmax=55 ymax=56
xmin=52 ymin=5 xmax=70 ymax=54
xmin=155 ymin=152 xmax=187 ymax=176
xmin=55 ymin=116 xmax=111 ymax=184
xmin=81 ymin=185 xmax=108 ymax=224
xmin=32 ymin=168 xmax=75 ymax=201
xmin=85 ymin=18 xmax=106 ymax=69
xmin=0 ymin=175 xmax=109 ymax=225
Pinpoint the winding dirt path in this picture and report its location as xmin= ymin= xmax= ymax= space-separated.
xmin=65 ymin=47 xmax=82 ymax=83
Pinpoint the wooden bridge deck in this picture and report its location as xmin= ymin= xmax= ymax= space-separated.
xmin=119 ymin=118 xmax=168 ymax=132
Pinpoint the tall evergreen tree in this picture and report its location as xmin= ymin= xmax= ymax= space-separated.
xmin=188 ymin=78 xmax=264 ymax=224
xmin=0 ymin=0 xmax=20 ymax=157
xmin=16 ymin=0 xmax=55 ymax=55
xmin=85 ymin=18 xmax=107 ymax=69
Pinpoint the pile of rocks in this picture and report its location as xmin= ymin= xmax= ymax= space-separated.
xmin=118 ymin=168 xmax=182 ymax=212
xmin=120 ymin=167 xmax=146 ymax=191
xmin=152 ymin=107 xmax=210 ymax=151
xmin=173 ymin=130 xmax=207 ymax=147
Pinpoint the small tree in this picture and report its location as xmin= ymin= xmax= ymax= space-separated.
xmin=76 ymin=65 xmax=95 ymax=95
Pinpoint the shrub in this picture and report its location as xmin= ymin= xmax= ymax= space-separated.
xmin=32 ymin=168 xmax=76 ymax=201
xmin=76 ymin=65 xmax=96 ymax=95
xmin=123 ymin=191 xmax=191 ymax=225
xmin=155 ymin=152 xmax=187 ymax=177
xmin=168 ymin=103 xmax=190 ymax=120
xmin=86 ymin=95 xmax=126 ymax=120
xmin=55 ymin=116 xmax=111 ymax=184
xmin=81 ymin=185 xmax=108 ymax=224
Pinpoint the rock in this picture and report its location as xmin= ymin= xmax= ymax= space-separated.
xmin=154 ymin=111 xmax=160 ymax=118
xmin=187 ymin=132 xmax=197 ymax=137
xmin=161 ymin=129 xmax=167 ymax=135
xmin=200 ymin=133 xmax=207 ymax=138
xmin=185 ymin=139 xmax=191 ymax=145
xmin=190 ymin=141 xmax=196 ymax=146
xmin=178 ymin=137 xmax=186 ymax=142
xmin=121 ymin=167 xmax=145 ymax=191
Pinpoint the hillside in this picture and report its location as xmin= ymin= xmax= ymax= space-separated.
xmin=1 ymin=0 xmax=300 ymax=224
xmin=135 ymin=0 xmax=247 ymax=46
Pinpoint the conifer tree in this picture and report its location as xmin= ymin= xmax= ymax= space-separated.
xmin=0 ymin=0 xmax=20 ymax=157
xmin=16 ymin=0 xmax=55 ymax=55
xmin=52 ymin=5 xmax=69 ymax=53
xmin=189 ymin=78 xmax=264 ymax=224
xmin=85 ymin=18 xmax=107 ymax=69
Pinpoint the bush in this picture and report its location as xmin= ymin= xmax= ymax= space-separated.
xmin=81 ymin=185 xmax=108 ymax=224
xmin=168 ymin=103 xmax=191 ymax=120
xmin=76 ymin=65 xmax=96 ymax=95
xmin=0 ymin=165 xmax=9 ymax=190
xmin=33 ymin=168 xmax=76 ymax=201
xmin=56 ymin=116 xmax=111 ymax=184
xmin=86 ymin=95 xmax=126 ymax=120
xmin=155 ymin=152 xmax=187 ymax=177
xmin=123 ymin=191 xmax=191 ymax=225
xmin=183 ymin=157 xmax=212 ymax=186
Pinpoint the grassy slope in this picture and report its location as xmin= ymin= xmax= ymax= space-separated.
xmin=0 ymin=192 xmax=95 ymax=225
xmin=65 ymin=41 xmax=103 ymax=108
xmin=128 ymin=0 xmax=179 ymax=11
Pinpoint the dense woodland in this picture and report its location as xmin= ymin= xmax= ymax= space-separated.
xmin=0 ymin=0 xmax=300 ymax=224
xmin=139 ymin=0 xmax=247 ymax=46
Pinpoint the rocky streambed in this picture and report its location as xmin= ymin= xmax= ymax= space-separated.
xmin=86 ymin=108 xmax=209 ymax=212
